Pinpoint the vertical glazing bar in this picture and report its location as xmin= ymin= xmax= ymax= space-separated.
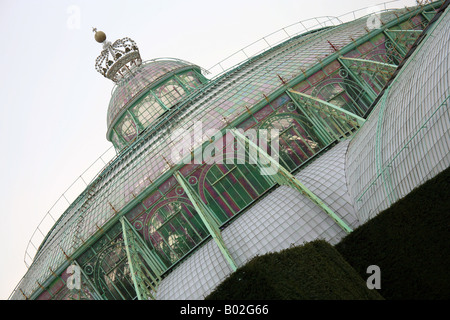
xmin=383 ymin=30 xmax=408 ymax=57
xmin=126 ymin=109 xmax=142 ymax=133
xmin=232 ymin=129 xmax=353 ymax=234
xmin=286 ymin=91 xmax=333 ymax=144
xmin=375 ymin=86 xmax=397 ymax=206
xmin=338 ymin=57 xmax=379 ymax=102
xmin=288 ymin=89 xmax=366 ymax=126
xmin=121 ymin=217 xmax=143 ymax=300
xmin=73 ymin=260 xmax=104 ymax=300
xmin=173 ymin=74 xmax=191 ymax=94
xmin=149 ymin=89 xmax=170 ymax=111
xmin=174 ymin=171 xmax=238 ymax=272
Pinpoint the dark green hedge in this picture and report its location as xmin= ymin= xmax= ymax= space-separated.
xmin=336 ymin=166 xmax=450 ymax=300
xmin=206 ymin=240 xmax=383 ymax=300
xmin=206 ymin=167 xmax=450 ymax=300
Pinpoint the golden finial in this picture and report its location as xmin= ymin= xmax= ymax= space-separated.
xmin=93 ymin=27 xmax=106 ymax=43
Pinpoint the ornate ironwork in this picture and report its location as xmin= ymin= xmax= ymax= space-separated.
xmin=121 ymin=217 xmax=167 ymax=300
xmin=94 ymin=30 xmax=142 ymax=82
xmin=231 ymin=129 xmax=354 ymax=234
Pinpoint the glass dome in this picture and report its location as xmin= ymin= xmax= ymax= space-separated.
xmin=106 ymin=58 xmax=207 ymax=151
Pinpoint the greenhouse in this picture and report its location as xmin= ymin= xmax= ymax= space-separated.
xmin=9 ymin=0 xmax=449 ymax=300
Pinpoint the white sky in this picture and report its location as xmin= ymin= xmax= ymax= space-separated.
xmin=0 ymin=0 xmax=418 ymax=300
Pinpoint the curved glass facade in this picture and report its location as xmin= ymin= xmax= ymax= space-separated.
xmin=10 ymin=1 xmax=449 ymax=301
xmin=108 ymin=60 xmax=207 ymax=151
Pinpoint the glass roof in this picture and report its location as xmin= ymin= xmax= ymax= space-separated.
xmin=12 ymin=7 xmax=416 ymax=300
xmin=107 ymin=58 xmax=201 ymax=135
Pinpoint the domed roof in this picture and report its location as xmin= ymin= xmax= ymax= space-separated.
xmin=106 ymin=58 xmax=201 ymax=137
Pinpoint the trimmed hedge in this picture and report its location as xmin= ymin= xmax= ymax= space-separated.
xmin=205 ymin=240 xmax=383 ymax=300
xmin=336 ymin=167 xmax=450 ymax=300
xmin=206 ymin=167 xmax=450 ymax=300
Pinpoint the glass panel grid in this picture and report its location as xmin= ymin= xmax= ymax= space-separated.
xmin=13 ymin=5 xmax=437 ymax=300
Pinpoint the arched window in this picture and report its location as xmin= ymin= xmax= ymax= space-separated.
xmin=199 ymin=161 xmax=273 ymax=222
xmin=259 ymin=111 xmax=323 ymax=171
xmin=312 ymin=76 xmax=372 ymax=116
xmin=178 ymin=71 xmax=203 ymax=89
xmin=131 ymin=93 xmax=166 ymax=129
xmin=154 ymin=79 xmax=186 ymax=108
xmin=146 ymin=199 xmax=208 ymax=264
xmin=115 ymin=113 xmax=138 ymax=143
xmin=93 ymin=239 xmax=135 ymax=300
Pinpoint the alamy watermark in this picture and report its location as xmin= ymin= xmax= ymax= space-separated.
xmin=170 ymin=122 xmax=280 ymax=175
xmin=366 ymin=265 xmax=381 ymax=289
xmin=66 ymin=264 xmax=81 ymax=290
xmin=366 ymin=6 xmax=382 ymax=30
xmin=66 ymin=5 xmax=81 ymax=30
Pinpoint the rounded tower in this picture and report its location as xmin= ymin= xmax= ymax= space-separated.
xmin=93 ymin=29 xmax=208 ymax=152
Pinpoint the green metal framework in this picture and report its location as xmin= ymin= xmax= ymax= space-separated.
xmin=110 ymin=64 xmax=209 ymax=151
xmin=174 ymin=172 xmax=238 ymax=271
xmin=231 ymin=129 xmax=354 ymax=234
xmin=121 ymin=217 xmax=166 ymax=300
xmin=11 ymin=1 xmax=444 ymax=300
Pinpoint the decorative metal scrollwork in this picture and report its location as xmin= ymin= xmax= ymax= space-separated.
xmin=95 ymin=37 xmax=142 ymax=82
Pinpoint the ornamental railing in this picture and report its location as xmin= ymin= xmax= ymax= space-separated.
xmin=23 ymin=146 xmax=116 ymax=268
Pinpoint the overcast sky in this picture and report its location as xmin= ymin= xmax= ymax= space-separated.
xmin=0 ymin=0 xmax=418 ymax=300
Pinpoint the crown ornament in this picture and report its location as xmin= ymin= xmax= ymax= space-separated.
xmin=93 ymin=28 xmax=142 ymax=82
